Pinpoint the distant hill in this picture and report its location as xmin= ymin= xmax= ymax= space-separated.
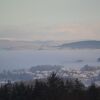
xmin=59 ymin=40 xmax=100 ymax=49
xmin=0 ymin=40 xmax=100 ymax=50
xmin=81 ymin=65 xmax=100 ymax=71
xmin=29 ymin=65 xmax=63 ymax=72
xmin=0 ymin=40 xmax=57 ymax=50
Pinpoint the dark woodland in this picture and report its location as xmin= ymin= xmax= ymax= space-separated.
xmin=0 ymin=72 xmax=100 ymax=100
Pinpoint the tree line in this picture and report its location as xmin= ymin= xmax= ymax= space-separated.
xmin=0 ymin=72 xmax=100 ymax=100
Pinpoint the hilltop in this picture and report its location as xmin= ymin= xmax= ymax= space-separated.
xmin=59 ymin=40 xmax=100 ymax=49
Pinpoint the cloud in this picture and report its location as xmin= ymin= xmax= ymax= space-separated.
xmin=0 ymin=23 xmax=100 ymax=41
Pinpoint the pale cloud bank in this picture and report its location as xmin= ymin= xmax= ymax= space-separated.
xmin=0 ymin=23 xmax=100 ymax=41
xmin=0 ymin=0 xmax=100 ymax=41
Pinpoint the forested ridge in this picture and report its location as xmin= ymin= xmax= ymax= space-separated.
xmin=0 ymin=73 xmax=100 ymax=100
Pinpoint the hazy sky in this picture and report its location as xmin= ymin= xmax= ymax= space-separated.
xmin=0 ymin=0 xmax=100 ymax=41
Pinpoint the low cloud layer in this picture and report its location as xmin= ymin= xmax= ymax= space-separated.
xmin=0 ymin=23 xmax=100 ymax=41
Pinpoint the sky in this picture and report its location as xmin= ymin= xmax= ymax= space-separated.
xmin=0 ymin=0 xmax=100 ymax=41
